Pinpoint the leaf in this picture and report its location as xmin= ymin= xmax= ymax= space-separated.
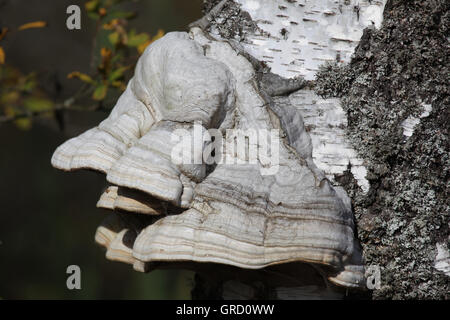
xmin=67 ymin=71 xmax=95 ymax=84
xmin=152 ymin=29 xmax=165 ymax=42
xmin=108 ymin=66 xmax=129 ymax=82
xmin=127 ymin=32 xmax=149 ymax=47
xmin=111 ymin=51 xmax=124 ymax=64
xmin=99 ymin=48 xmax=112 ymax=73
xmin=137 ymin=40 xmax=151 ymax=54
xmin=85 ymin=0 xmax=99 ymax=12
xmin=23 ymin=97 xmax=54 ymax=112
xmin=137 ymin=29 xmax=164 ymax=54
xmin=103 ymin=19 xmax=119 ymax=30
xmin=0 ymin=47 xmax=4 ymax=65
xmin=18 ymin=21 xmax=47 ymax=31
xmin=108 ymin=32 xmax=120 ymax=45
xmin=93 ymin=83 xmax=108 ymax=101
xmin=20 ymin=78 xmax=37 ymax=92
xmin=111 ymin=81 xmax=126 ymax=91
xmin=1 ymin=91 xmax=20 ymax=105
xmin=15 ymin=118 xmax=32 ymax=130
xmin=17 ymin=72 xmax=38 ymax=92
xmin=100 ymin=47 xmax=112 ymax=59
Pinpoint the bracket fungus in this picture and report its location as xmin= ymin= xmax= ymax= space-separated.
xmin=52 ymin=7 xmax=372 ymax=295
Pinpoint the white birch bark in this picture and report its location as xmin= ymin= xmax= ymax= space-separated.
xmin=191 ymin=0 xmax=389 ymax=299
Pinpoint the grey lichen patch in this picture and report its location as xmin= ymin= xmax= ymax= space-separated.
xmin=315 ymin=62 xmax=354 ymax=99
xmin=315 ymin=0 xmax=449 ymax=299
xmin=203 ymin=0 xmax=262 ymax=42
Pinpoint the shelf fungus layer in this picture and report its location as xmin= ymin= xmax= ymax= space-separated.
xmin=52 ymin=29 xmax=365 ymax=288
xmin=94 ymin=212 xmax=155 ymax=266
xmin=97 ymin=185 xmax=186 ymax=216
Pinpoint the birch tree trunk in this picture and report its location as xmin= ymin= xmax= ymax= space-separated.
xmin=190 ymin=0 xmax=449 ymax=300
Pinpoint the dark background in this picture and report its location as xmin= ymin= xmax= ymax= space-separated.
xmin=0 ymin=0 xmax=203 ymax=299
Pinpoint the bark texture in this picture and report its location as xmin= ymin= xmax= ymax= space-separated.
xmin=195 ymin=0 xmax=449 ymax=299
xmin=315 ymin=0 xmax=449 ymax=299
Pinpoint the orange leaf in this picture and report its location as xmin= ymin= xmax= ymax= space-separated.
xmin=0 ymin=46 xmax=5 ymax=64
xmin=103 ymin=19 xmax=119 ymax=30
xmin=152 ymin=29 xmax=165 ymax=42
xmin=18 ymin=21 xmax=47 ymax=31
xmin=67 ymin=71 xmax=94 ymax=84
xmin=137 ymin=40 xmax=151 ymax=54
xmin=137 ymin=30 xmax=165 ymax=54
xmin=100 ymin=47 xmax=112 ymax=59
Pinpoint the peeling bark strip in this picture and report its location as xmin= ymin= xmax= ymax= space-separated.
xmin=274 ymin=90 xmax=369 ymax=193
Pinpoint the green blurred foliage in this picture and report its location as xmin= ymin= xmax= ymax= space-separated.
xmin=0 ymin=0 xmax=166 ymax=129
xmin=76 ymin=0 xmax=165 ymax=102
xmin=0 ymin=65 xmax=54 ymax=130
xmin=0 ymin=0 xmax=203 ymax=299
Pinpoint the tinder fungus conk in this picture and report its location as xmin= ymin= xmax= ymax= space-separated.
xmin=52 ymin=29 xmax=366 ymax=289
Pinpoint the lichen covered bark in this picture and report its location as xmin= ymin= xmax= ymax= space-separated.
xmin=315 ymin=0 xmax=449 ymax=299
xmin=200 ymin=0 xmax=449 ymax=300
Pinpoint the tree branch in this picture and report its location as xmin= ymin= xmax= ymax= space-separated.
xmin=0 ymin=96 xmax=110 ymax=124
